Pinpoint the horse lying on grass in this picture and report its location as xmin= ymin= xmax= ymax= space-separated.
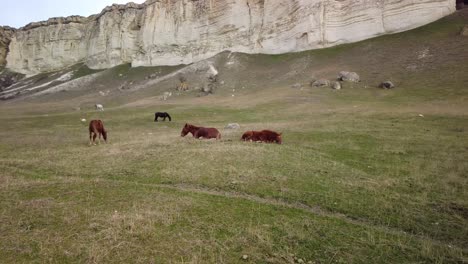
xmin=241 ymin=130 xmax=282 ymax=144
xmin=89 ymin=120 xmax=107 ymax=145
xmin=181 ymin=123 xmax=221 ymax=139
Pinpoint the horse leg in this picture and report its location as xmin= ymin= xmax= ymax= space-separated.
xmin=93 ymin=133 xmax=97 ymax=145
xmin=89 ymin=132 xmax=93 ymax=145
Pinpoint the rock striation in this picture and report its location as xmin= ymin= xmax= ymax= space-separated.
xmin=5 ymin=0 xmax=456 ymax=75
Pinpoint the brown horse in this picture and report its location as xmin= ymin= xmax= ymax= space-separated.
xmin=89 ymin=120 xmax=107 ymax=145
xmin=241 ymin=130 xmax=282 ymax=144
xmin=181 ymin=123 xmax=221 ymax=139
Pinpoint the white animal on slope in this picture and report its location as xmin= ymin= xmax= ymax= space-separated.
xmin=161 ymin=92 xmax=172 ymax=101
xmin=95 ymin=104 xmax=104 ymax=111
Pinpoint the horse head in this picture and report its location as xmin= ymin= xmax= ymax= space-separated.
xmin=102 ymin=129 xmax=108 ymax=142
xmin=181 ymin=123 xmax=191 ymax=137
xmin=276 ymin=133 xmax=282 ymax=144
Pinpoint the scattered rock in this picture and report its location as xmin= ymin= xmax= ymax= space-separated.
xmin=99 ymin=90 xmax=110 ymax=96
xmin=225 ymin=123 xmax=240 ymax=129
xmin=417 ymin=48 xmax=431 ymax=60
xmin=203 ymin=67 xmax=218 ymax=94
xmin=379 ymin=81 xmax=395 ymax=89
xmin=177 ymin=75 xmax=189 ymax=91
xmin=331 ymin=81 xmax=341 ymax=90
xmin=461 ymin=25 xmax=468 ymax=36
xmin=291 ymin=83 xmax=302 ymax=89
xmin=242 ymin=255 xmax=249 ymax=260
xmin=81 ymin=118 xmax=86 ymax=122
xmin=311 ymin=79 xmax=330 ymax=87
xmin=338 ymin=71 xmax=360 ymax=82
xmin=418 ymin=114 xmax=424 ymax=117
xmin=118 ymin=82 xmax=129 ymax=91
xmin=208 ymin=65 xmax=219 ymax=77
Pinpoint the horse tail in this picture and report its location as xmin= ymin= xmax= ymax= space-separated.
xmin=166 ymin=112 xmax=172 ymax=121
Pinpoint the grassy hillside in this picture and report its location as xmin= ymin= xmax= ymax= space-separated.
xmin=0 ymin=10 xmax=467 ymax=263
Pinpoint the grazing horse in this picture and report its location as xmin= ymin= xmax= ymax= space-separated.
xmin=95 ymin=104 xmax=104 ymax=111
xmin=241 ymin=130 xmax=282 ymax=144
xmin=154 ymin=112 xmax=172 ymax=122
xmin=181 ymin=123 xmax=221 ymax=139
xmin=89 ymin=120 xmax=107 ymax=145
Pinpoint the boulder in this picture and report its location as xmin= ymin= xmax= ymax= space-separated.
xmin=379 ymin=81 xmax=395 ymax=89
xmin=311 ymin=79 xmax=330 ymax=87
xmin=331 ymin=81 xmax=342 ymax=90
xmin=338 ymin=71 xmax=360 ymax=82
xmin=291 ymin=83 xmax=302 ymax=89
xmin=461 ymin=25 xmax=468 ymax=36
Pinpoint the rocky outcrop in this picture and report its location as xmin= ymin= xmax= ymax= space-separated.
xmin=5 ymin=0 xmax=456 ymax=75
xmin=0 ymin=26 xmax=16 ymax=67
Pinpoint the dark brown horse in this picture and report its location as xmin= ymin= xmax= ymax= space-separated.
xmin=241 ymin=130 xmax=282 ymax=144
xmin=154 ymin=112 xmax=172 ymax=122
xmin=89 ymin=120 xmax=107 ymax=145
xmin=181 ymin=123 xmax=221 ymax=139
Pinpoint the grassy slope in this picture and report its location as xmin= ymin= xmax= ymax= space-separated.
xmin=0 ymin=11 xmax=467 ymax=263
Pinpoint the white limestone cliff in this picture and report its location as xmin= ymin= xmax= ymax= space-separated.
xmin=5 ymin=0 xmax=456 ymax=75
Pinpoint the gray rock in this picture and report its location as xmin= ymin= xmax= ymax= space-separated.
xmin=461 ymin=25 xmax=468 ymax=36
xmin=379 ymin=81 xmax=395 ymax=89
xmin=291 ymin=83 xmax=302 ymax=89
xmin=225 ymin=123 xmax=240 ymax=129
xmin=338 ymin=71 xmax=360 ymax=82
xmin=311 ymin=79 xmax=330 ymax=87
xmin=332 ymin=81 xmax=342 ymax=90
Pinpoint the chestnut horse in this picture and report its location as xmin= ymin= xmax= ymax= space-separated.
xmin=181 ymin=123 xmax=221 ymax=139
xmin=241 ymin=130 xmax=282 ymax=144
xmin=89 ymin=120 xmax=107 ymax=145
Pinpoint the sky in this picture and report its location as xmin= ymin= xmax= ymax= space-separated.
xmin=0 ymin=0 xmax=146 ymax=28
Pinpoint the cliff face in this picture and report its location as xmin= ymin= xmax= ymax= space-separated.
xmin=0 ymin=26 xmax=16 ymax=67
xmin=5 ymin=0 xmax=456 ymax=74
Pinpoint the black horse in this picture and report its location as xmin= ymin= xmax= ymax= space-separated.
xmin=154 ymin=112 xmax=172 ymax=122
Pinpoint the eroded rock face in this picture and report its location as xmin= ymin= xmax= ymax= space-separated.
xmin=5 ymin=0 xmax=456 ymax=74
xmin=0 ymin=26 xmax=16 ymax=67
